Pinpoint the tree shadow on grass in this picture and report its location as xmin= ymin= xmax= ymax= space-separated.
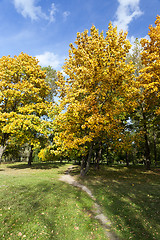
xmin=77 ymin=165 xmax=160 ymax=185
xmin=70 ymin=166 xmax=80 ymax=175
xmin=75 ymin=165 xmax=160 ymax=240
xmin=58 ymin=165 xmax=80 ymax=175
xmin=98 ymin=181 xmax=160 ymax=240
xmin=7 ymin=162 xmax=67 ymax=170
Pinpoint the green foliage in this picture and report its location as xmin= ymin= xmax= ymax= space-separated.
xmin=41 ymin=65 xmax=58 ymax=103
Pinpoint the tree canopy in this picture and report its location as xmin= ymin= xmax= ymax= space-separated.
xmin=54 ymin=23 xmax=138 ymax=174
xmin=0 ymin=52 xmax=52 ymax=163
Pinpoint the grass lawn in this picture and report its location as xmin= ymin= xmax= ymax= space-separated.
xmin=75 ymin=165 xmax=160 ymax=240
xmin=0 ymin=162 xmax=107 ymax=240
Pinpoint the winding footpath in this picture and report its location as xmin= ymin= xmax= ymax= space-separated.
xmin=59 ymin=166 xmax=119 ymax=240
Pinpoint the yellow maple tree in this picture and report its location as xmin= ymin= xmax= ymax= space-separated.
xmin=139 ymin=15 xmax=160 ymax=113
xmin=55 ymin=23 xmax=136 ymax=175
xmin=135 ymin=15 xmax=160 ymax=169
xmin=0 ymin=52 xmax=52 ymax=164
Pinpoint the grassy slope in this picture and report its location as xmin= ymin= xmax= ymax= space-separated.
xmin=0 ymin=162 xmax=106 ymax=240
xmin=77 ymin=165 xmax=160 ymax=240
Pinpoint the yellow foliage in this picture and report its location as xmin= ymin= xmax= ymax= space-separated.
xmin=54 ymin=22 xmax=136 ymax=153
xmin=138 ymin=15 xmax=160 ymax=114
xmin=0 ymin=52 xmax=52 ymax=147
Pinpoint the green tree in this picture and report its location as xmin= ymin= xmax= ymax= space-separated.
xmin=41 ymin=66 xmax=58 ymax=103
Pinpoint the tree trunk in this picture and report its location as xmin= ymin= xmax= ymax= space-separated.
xmin=126 ymin=152 xmax=129 ymax=167
xmin=28 ymin=145 xmax=33 ymax=166
xmin=0 ymin=145 xmax=7 ymax=164
xmin=95 ymin=141 xmax=102 ymax=169
xmin=80 ymin=156 xmax=86 ymax=175
xmin=93 ymin=151 xmax=96 ymax=165
xmin=142 ymin=110 xmax=151 ymax=170
xmin=153 ymin=132 xmax=157 ymax=166
xmin=80 ymin=143 xmax=93 ymax=177
xmin=106 ymin=145 xmax=109 ymax=165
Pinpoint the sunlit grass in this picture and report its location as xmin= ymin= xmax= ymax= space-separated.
xmin=0 ymin=162 xmax=106 ymax=240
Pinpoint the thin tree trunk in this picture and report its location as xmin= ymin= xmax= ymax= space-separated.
xmin=93 ymin=151 xmax=96 ymax=165
xmin=142 ymin=110 xmax=151 ymax=170
xmin=106 ymin=145 xmax=109 ymax=165
xmin=144 ymin=132 xmax=151 ymax=170
xmin=80 ymin=143 xmax=93 ymax=177
xmin=126 ymin=152 xmax=129 ymax=167
xmin=0 ymin=145 xmax=7 ymax=164
xmin=28 ymin=145 xmax=33 ymax=166
xmin=95 ymin=141 xmax=102 ymax=169
xmin=132 ymin=147 xmax=136 ymax=165
xmin=153 ymin=132 xmax=157 ymax=166
xmin=0 ymin=133 xmax=9 ymax=164
xmin=80 ymin=156 xmax=86 ymax=176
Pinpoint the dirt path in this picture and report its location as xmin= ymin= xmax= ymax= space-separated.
xmin=59 ymin=167 xmax=119 ymax=240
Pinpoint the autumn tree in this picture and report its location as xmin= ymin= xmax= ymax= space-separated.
xmin=55 ymin=23 xmax=136 ymax=175
xmin=125 ymin=39 xmax=146 ymax=165
xmin=126 ymin=36 xmax=160 ymax=168
xmin=0 ymin=53 xmax=52 ymax=164
xmin=135 ymin=15 xmax=160 ymax=169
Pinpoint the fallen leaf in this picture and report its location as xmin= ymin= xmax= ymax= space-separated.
xmin=74 ymin=226 xmax=79 ymax=230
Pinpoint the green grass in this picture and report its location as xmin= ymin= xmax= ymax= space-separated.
xmin=0 ymin=162 xmax=106 ymax=240
xmin=76 ymin=165 xmax=160 ymax=240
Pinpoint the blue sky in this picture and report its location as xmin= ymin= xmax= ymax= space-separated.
xmin=0 ymin=0 xmax=160 ymax=71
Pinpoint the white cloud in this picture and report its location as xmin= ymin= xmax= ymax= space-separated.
xmin=49 ymin=3 xmax=57 ymax=23
xmin=63 ymin=11 xmax=70 ymax=21
xmin=113 ymin=0 xmax=143 ymax=32
xmin=128 ymin=35 xmax=136 ymax=45
xmin=128 ymin=34 xmax=150 ymax=47
xmin=13 ymin=0 xmax=57 ymax=22
xmin=36 ymin=51 xmax=65 ymax=70
xmin=143 ymin=34 xmax=150 ymax=41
